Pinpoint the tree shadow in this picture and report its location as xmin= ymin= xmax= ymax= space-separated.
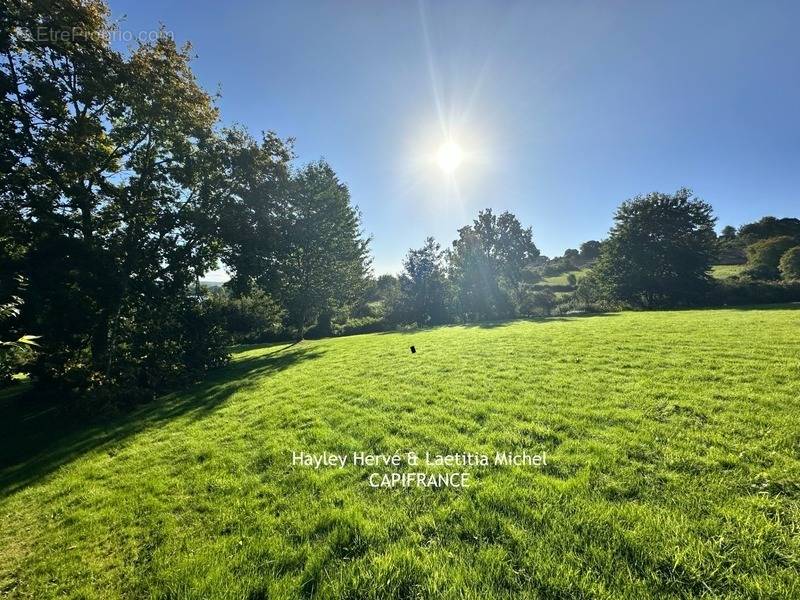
xmin=0 ymin=342 xmax=323 ymax=498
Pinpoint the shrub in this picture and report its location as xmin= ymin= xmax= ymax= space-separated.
xmin=207 ymin=287 xmax=285 ymax=343
xmin=334 ymin=316 xmax=388 ymax=336
xmin=745 ymin=236 xmax=797 ymax=279
xmin=707 ymin=279 xmax=800 ymax=306
xmin=779 ymin=246 xmax=800 ymax=281
xmin=519 ymin=288 xmax=557 ymax=317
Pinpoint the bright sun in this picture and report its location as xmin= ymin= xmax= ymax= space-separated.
xmin=436 ymin=141 xmax=464 ymax=173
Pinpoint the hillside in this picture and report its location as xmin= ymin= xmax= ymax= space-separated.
xmin=1 ymin=308 xmax=799 ymax=599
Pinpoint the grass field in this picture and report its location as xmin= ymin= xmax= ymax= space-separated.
xmin=535 ymin=268 xmax=589 ymax=288
xmin=1 ymin=308 xmax=799 ymax=598
xmin=711 ymin=264 xmax=747 ymax=279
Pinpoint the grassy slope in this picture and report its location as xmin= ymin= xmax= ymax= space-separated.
xmin=1 ymin=308 xmax=799 ymax=599
xmin=534 ymin=268 xmax=588 ymax=288
xmin=711 ymin=264 xmax=747 ymax=279
xmin=537 ymin=265 xmax=743 ymax=288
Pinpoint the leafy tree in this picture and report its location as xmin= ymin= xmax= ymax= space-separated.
xmin=374 ymin=274 xmax=400 ymax=303
xmin=745 ymin=236 xmax=797 ymax=280
xmin=738 ymin=217 xmax=800 ymax=245
xmin=448 ymin=209 xmax=539 ymax=320
xmin=393 ymin=238 xmax=450 ymax=325
xmin=1 ymin=0 xmax=232 ymax=392
xmin=563 ymin=248 xmax=579 ymax=261
xmin=217 ymin=128 xmax=293 ymax=296
xmin=779 ymin=246 xmax=800 ymax=281
xmin=275 ymin=162 xmax=371 ymax=338
xmin=592 ymin=189 xmax=717 ymax=307
xmin=579 ymin=240 xmax=602 ymax=261
xmin=716 ymin=225 xmax=746 ymax=265
xmin=719 ymin=225 xmax=737 ymax=241
xmin=206 ymin=286 xmax=285 ymax=343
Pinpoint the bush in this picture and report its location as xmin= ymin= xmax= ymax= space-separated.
xmin=745 ymin=236 xmax=797 ymax=279
xmin=334 ymin=316 xmax=388 ymax=337
xmin=707 ymin=279 xmax=800 ymax=306
xmin=779 ymin=246 xmax=800 ymax=281
xmin=519 ymin=288 xmax=557 ymax=317
xmin=206 ymin=287 xmax=285 ymax=343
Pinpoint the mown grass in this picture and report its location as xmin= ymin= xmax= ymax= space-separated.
xmin=711 ymin=264 xmax=747 ymax=279
xmin=535 ymin=268 xmax=588 ymax=287
xmin=1 ymin=308 xmax=799 ymax=599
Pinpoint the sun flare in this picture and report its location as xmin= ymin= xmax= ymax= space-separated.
xmin=436 ymin=141 xmax=464 ymax=173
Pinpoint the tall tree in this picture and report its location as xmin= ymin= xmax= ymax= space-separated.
xmin=1 ymin=0 xmax=231 ymax=390
xmin=394 ymin=237 xmax=450 ymax=325
xmin=217 ymin=128 xmax=293 ymax=296
xmin=592 ymin=189 xmax=717 ymax=307
xmin=448 ymin=209 xmax=539 ymax=320
xmin=276 ymin=162 xmax=371 ymax=338
xmin=579 ymin=240 xmax=602 ymax=261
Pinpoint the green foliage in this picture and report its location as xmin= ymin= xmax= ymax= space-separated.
xmin=1 ymin=308 xmax=798 ymax=598
xmin=738 ymin=216 xmax=800 ymax=245
xmin=334 ymin=315 xmax=388 ymax=336
xmin=778 ymin=246 xmax=800 ymax=281
xmin=708 ymin=278 xmax=800 ymax=305
xmin=227 ymin=161 xmax=371 ymax=339
xmin=0 ymin=280 xmax=38 ymax=384
xmin=1 ymin=0 xmax=230 ymax=395
xmin=744 ymin=236 xmax=797 ymax=280
xmin=449 ymin=209 xmax=539 ymax=320
xmin=391 ymin=237 xmax=450 ymax=325
xmin=579 ymin=239 xmax=602 ymax=261
xmin=206 ymin=286 xmax=285 ymax=343
xmin=518 ymin=287 xmax=556 ymax=316
xmin=719 ymin=225 xmax=737 ymax=241
xmin=592 ymin=189 xmax=717 ymax=307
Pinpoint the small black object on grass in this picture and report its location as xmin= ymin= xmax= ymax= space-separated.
xmin=410 ymin=346 xmax=416 ymax=354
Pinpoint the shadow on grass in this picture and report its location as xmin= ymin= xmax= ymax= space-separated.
xmin=0 ymin=342 xmax=322 ymax=498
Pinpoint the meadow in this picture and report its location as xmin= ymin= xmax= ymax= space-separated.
xmin=1 ymin=307 xmax=798 ymax=599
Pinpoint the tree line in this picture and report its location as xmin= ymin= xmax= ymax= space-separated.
xmin=352 ymin=190 xmax=800 ymax=334
xmin=2 ymin=1 xmax=799 ymax=402
xmin=0 ymin=1 xmax=370 ymax=397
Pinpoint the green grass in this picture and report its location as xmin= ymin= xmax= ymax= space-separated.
xmin=1 ymin=308 xmax=799 ymax=598
xmin=535 ymin=268 xmax=589 ymax=287
xmin=711 ymin=264 xmax=747 ymax=279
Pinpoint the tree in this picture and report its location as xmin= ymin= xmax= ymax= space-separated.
xmin=779 ymin=246 xmax=800 ymax=281
xmin=592 ymin=189 xmax=717 ymax=307
xmin=448 ymin=209 xmax=540 ymax=320
xmin=275 ymin=162 xmax=371 ymax=338
xmin=206 ymin=286 xmax=285 ymax=343
xmin=745 ymin=236 xmax=797 ymax=280
xmin=394 ymin=238 xmax=449 ymax=325
xmin=717 ymin=225 xmax=746 ymax=265
xmin=579 ymin=240 xmax=602 ymax=261
xmin=1 ymin=0 xmax=232 ymax=392
xmin=217 ymin=128 xmax=293 ymax=296
xmin=719 ymin=225 xmax=737 ymax=241
xmin=738 ymin=217 xmax=800 ymax=245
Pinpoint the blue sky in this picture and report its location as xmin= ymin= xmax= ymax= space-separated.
xmin=108 ymin=0 xmax=800 ymax=276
